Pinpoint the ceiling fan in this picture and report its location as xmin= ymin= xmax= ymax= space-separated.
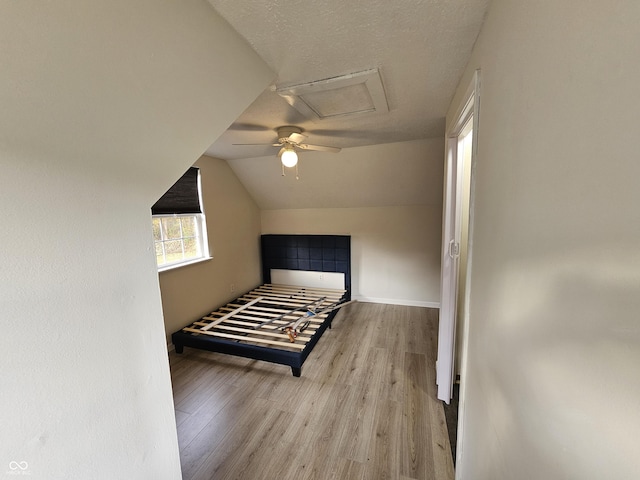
xmin=233 ymin=126 xmax=341 ymax=169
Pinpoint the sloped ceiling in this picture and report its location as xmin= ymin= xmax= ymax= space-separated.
xmin=204 ymin=0 xmax=489 ymax=208
xmin=227 ymin=138 xmax=444 ymax=210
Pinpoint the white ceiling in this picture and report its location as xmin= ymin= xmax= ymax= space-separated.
xmin=203 ymin=0 xmax=489 ymax=208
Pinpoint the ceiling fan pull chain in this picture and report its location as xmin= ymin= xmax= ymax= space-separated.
xmin=282 ymin=163 xmax=286 ymax=176
xmin=295 ymin=163 xmax=300 ymax=180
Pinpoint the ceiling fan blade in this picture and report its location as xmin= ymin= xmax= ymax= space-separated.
xmin=227 ymin=122 xmax=272 ymax=132
xmin=298 ymin=143 xmax=341 ymax=153
xmin=232 ymin=143 xmax=283 ymax=147
xmin=288 ymin=132 xmax=307 ymax=144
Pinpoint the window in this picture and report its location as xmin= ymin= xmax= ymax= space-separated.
xmin=151 ymin=167 xmax=209 ymax=270
xmin=152 ymin=214 xmax=207 ymax=268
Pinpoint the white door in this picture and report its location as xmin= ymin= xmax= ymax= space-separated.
xmin=436 ymin=72 xmax=479 ymax=403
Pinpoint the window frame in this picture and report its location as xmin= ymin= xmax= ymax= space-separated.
xmin=152 ymin=167 xmax=211 ymax=272
xmin=153 ymin=213 xmax=211 ymax=272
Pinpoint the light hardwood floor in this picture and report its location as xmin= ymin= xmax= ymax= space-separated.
xmin=169 ymin=302 xmax=454 ymax=480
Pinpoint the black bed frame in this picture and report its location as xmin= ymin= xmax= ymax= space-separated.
xmin=171 ymin=234 xmax=351 ymax=376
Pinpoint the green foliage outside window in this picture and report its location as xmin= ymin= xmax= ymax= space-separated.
xmin=153 ymin=215 xmax=202 ymax=267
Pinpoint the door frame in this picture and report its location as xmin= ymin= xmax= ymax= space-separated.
xmin=436 ymin=70 xmax=480 ymax=404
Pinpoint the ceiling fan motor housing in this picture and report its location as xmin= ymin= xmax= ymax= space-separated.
xmin=277 ymin=126 xmax=303 ymax=143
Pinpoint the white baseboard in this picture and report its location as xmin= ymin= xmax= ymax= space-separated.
xmin=167 ymin=342 xmax=175 ymax=353
xmin=354 ymin=295 xmax=440 ymax=308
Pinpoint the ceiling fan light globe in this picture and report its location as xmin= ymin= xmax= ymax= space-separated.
xmin=281 ymin=149 xmax=298 ymax=167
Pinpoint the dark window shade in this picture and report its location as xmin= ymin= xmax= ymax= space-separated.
xmin=151 ymin=167 xmax=202 ymax=215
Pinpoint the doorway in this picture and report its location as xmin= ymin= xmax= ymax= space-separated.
xmin=436 ymin=70 xmax=479 ymax=465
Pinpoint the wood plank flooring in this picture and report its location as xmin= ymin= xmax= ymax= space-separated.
xmin=169 ymin=302 xmax=454 ymax=480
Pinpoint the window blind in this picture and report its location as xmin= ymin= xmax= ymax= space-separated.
xmin=151 ymin=167 xmax=202 ymax=215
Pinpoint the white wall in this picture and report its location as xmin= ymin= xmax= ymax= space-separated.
xmin=259 ymin=138 xmax=444 ymax=306
xmin=451 ymin=1 xmax=640 ymax=478
xmin=159 ymin=155 xmax=263 ymax=344
xmin=161 ymin=143 xmax=443 ymax=337
xmin=0 ymin=1 xmax=272 ymax=479
xmin=261 ymin=205 xmax=442 ymax=307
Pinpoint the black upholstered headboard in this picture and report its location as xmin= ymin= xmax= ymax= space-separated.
xmin=261 ymin=234 xmax=351 ymax=299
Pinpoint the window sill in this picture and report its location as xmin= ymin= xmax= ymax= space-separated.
xmin=158 ymin=256 xmax=212 ymax=273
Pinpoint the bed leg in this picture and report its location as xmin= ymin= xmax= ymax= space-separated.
xmin=291 ymin=367 xmax=301 ymax=377
xmin=175 ymin=344 xmax=184 ymax=354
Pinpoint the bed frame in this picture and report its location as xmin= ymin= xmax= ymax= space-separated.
xmin=171 ymin=234 xmax=351 ymax=376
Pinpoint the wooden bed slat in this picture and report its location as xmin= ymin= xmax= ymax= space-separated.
xmin=241 ymin=295 xmax=342 ymax=309
xmin=199 ymin=313 xmax=323 ymax=329
xmin=200 ymin=296 xmax=264 ymax=331
xmin=208 ymin=305 xmax=328 ymax=320
xmin=238 ymin=295 xmax=333 ymax=306
xmin=246 ymin=287 xmax=344 ymax=299
xmin=204 ymin=312 xmax=325 ymax=328
xmin=249 ymin=291 xmax=344 ymax=304
xmin=235 ymin=299 xmax=336 ymax=311
xmin=182 ymin=327 xmax=307 ymax=350
xmin=193 ymin=319 xmax=319 ymax=336
xmin=260 ymin=284 xmax=346 ymax=296
xmin=202 ymin=323 xmax=312 ymax=342
xmin=220 ymin=304 xmax=329 ymax=320
xmin=260 ymin=291 xmax=342 ymax=300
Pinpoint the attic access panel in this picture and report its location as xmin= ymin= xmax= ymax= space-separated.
xmin=275 ymin=68 xmax=389 ymax=120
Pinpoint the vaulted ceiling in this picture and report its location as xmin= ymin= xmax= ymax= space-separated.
xmin=203 ymin=0 xmax=490 ymax=208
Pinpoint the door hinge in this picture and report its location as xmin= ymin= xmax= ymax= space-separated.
xmin=448 ymin=240 xmax=460 ymax=259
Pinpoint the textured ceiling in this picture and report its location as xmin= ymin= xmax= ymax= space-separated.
xmin=204 ymin=0 xmax=489 ymax=161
